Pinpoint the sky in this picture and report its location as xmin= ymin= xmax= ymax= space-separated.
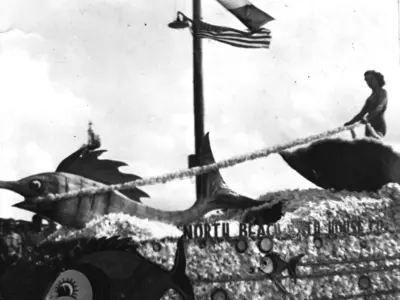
xmin=0 ymin=0 xmax=399 ymax=221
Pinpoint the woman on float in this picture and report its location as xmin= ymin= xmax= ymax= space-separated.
xmin=344 ymin=70 xmax=388 ymax=140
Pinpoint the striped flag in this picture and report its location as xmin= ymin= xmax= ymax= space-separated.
xmin=188 ymin=19 xmax=271 ymax=49
xmin=216 ymin=0 xmax=274 ymax=31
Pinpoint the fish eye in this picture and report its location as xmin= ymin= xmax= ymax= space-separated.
xmin=46 ymin=269 xmax=93 ymax=300
xmin=29 ymin=179 xmax=43 ymax=192
xmin=56 ymin=280 xmax=77 ymax=297
xmin=260 ymin=257 xmax=274 ymax=274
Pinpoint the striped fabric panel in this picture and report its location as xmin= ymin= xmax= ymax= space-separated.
xmin=190 ymin=21 xmax=271 ymax=49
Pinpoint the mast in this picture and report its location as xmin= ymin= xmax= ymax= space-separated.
xmin=87 ymin=121 xmax=94 ymax=145
xmin=190 ymin=0 xmax=205 ymax=200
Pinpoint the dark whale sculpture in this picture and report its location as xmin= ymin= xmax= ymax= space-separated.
xmin=280 ymin=137 xmax=400 ymax=192
xmin=0 ymin=236 xmax=195 ymax=300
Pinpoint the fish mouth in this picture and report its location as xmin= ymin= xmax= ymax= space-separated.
xmin=13 ymin=200 xmax=56 ymax=218
xmin=13 ymin=201 xmax=37 ymax=212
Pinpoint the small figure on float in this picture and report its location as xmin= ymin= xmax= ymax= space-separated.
xmin=344 ymin=70 xmax=388 ymax=140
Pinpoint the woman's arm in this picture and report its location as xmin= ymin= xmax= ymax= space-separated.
xmin=344 ymin=101 xmax=369 ymax=126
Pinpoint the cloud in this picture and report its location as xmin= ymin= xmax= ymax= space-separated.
xmin=0 ymin=30 xmax=93 ymax=219
xmin=0 ymin=141 xmax=54 ymax=221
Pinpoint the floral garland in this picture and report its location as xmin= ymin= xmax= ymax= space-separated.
xmin=42 ymin=183 xmax=400 ymax=299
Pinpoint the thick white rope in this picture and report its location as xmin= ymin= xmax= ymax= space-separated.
xmin=40 ymin=122 xmax=363 ymax=201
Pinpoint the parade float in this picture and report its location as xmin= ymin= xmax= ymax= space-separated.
xmin=1 ymin=123 xmax=400 ymax=299
xmin=1 ymin=0 xmax=400 ymax=299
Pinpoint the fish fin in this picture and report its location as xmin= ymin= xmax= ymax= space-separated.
xmin=270 ymin=276 xmax=290 ymax=294
xmin=55 ymin=145 xmax=149 ymax=202
xmin=171 ymin=237 xmax=195 ymax=298
xmin=171 ymin=236 xmax=187 ymax=277
xmin=119 ymin=189 xmax=150 ymax=203
xmin=287 ymin=253 xmax=305 ymax=283
xmin=56 ymin=146 xmax=88 ymax=173
xmin=197 ymin=133 xmax=262 ymax=211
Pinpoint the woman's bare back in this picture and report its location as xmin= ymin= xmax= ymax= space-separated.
xmin=365 ymin=88 xmax=387 ymax=136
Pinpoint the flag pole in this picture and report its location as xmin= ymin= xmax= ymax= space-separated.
xmin=190 ymin=0 xmax=205 ymax=201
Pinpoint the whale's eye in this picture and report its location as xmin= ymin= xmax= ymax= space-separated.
xmin=29 ymin=180 xmax=43 ymax=192
xmin=46 ymin=269 xmax=93 ymax=300
xmin=56 ymin=279 xmax=78 ymax=297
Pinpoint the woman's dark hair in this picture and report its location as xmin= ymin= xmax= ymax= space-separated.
xmin=364 ymin=70 xmax=385 ymax=87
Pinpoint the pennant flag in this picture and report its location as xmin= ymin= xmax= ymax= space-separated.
xmin=216 ymin=0 xmax=274 ymax=31
xmin=188 ymin=19 xmax=271 ymax=49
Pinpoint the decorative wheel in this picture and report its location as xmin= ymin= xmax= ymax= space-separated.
xmin=210 ymin=287 xmax=229 ymax=300
xmin=258 ymin=237 xmax=273 ymax=253
xmin=152 ymin=242 xmax=162 ymax=252
xmin=358 ymin=275 xmax=371 ymax=290
xmin=234 ymin=239 xmax=248 ymax=253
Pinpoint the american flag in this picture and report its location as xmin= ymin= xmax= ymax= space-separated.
xmin=189 ymin=20 xmax=271 ymax=49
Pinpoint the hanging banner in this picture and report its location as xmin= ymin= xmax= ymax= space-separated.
xmin=216 ymin=0 xmax=274 ymax=31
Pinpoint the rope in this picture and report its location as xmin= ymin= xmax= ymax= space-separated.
xmin=39 ymin=122 xmax=363 ymax=202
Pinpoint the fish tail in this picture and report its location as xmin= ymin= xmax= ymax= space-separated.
xmin=193 ymin=133 xmax=262 ymax=212
xmin=161 ymin=133 xmax=263 ymax=224
xmin=287 ymin=253 xmax=305 ymax=283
